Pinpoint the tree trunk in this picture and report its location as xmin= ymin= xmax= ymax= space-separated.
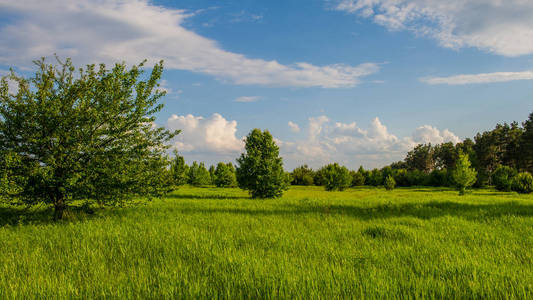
xmin=54 ymin=196 xmax=65 ymax=220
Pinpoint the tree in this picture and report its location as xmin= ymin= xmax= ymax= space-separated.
xmin=405 ymin=144 xmax=435 ymax=173
xmin=384 ymin=175 xmax=396 ymax=191
xmin=0 ymin=58 xmax=178 ymax=219
xmin=351 ymin=170 xmax=365 ymax=186
xmin=322 ymin=163 xmax=352 ymax=191
xmin=208 ymin=165 xmax=216 ymax=185
xmin=434 ymin=142 xmax=457 ymax=170
xmin=236 ymin=129 xmax=289 ymax=198
xmin=188 ymin=162 xmax=211 ymax=186
xmin=291 ymin=165 xmax=314 ymax=186
xmin=521 ymin=112 xmax=533 ymax=173
xmin=170 ymin=151 xmax=189 ymax=186
xmin=451 ymin=152 xmax=477 ymax=195
xmin=214 ymin=162 xmax=237 ymax=188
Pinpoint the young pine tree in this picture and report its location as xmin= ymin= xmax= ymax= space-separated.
xmin=452 ymin=152 xmax=478 ymax=195
xmin=384 ymin=175 xmax=396 ymax=191
xmin=236 ymin=129 xmax=289 ymax=198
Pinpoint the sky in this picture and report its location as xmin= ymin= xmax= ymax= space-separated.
xmin=1 ymin=0 xmax=533 ymax=170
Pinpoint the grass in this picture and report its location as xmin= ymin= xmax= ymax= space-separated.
xmin=1 ymin=186 xmax=532 ymax=299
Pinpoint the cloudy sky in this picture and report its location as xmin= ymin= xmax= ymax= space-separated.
xmin=1 ymin=0 xmax=532 ymax=169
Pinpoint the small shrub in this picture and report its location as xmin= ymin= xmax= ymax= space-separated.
xmin=493 ymin=165 xmax=518 ymax=192
xmin=384 ymin=175 xmax=396 ymax=191
xmin=512 ymin=172 xmax=533 ymax=194
xmin=452 ymin=152 xmax=477 ymax=195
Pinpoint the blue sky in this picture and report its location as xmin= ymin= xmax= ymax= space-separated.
xmin=1 ymin=0 xmax=533 ymax=169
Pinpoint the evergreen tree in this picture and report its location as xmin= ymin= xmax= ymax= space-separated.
xmin=236 ymin=129 xmax=289 ymax=198
xmin=214 ymin=162 xmax=237 ymax=187
xmin=384 ymin=175 xmax=396 ymax=191
xmin=521 ymin=112 xmax=533 ymax=173
xmin=452 ymin=152 xmax=477 ymax=195
xmin=170 ymin=151 xmax=189 ymax=186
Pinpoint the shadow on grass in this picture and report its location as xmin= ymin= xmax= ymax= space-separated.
xmin=172 ymin=200 xmax=533 ymax=221
xmin=166 ymin=193 xmax=249 ymax=200
xmin=0 ymin=205 xmax=98 ymax=227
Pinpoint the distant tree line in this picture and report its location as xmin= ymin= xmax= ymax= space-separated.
xmin=289 ymin=112 xmax=533 ymax=194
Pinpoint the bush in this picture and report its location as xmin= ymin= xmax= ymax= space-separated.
xmin=384 ymin=175 xmax=396 ymax=191
xmin=291 ymin=165 xmax=315 ymax=186
xmin=393 ymin=169 xmax=410 ymax=187
xmin=512 ymin=172 xmax=533 ymax=194
xmin=428 ymin=169 xmax=449 ymax=187
xmin=493 ymin=166 xmax=518 ymax=192
xmin=188 ymin=162 xmax=211 ymax=186
xmin=406 ymin=170 xmax=429 ymax=186
xmin=322 ymin=163 xmax=352 ymax=191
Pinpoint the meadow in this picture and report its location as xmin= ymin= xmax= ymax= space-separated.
xmin=1 ymin=186 xmax=532 ymax=299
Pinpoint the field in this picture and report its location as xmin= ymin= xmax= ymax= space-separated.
xmin=1 ymin=186 xmax=532 ymax=299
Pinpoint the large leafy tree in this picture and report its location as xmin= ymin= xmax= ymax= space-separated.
xmin=236 ymin=129 xmax=289 ymax=198
xmin=405 ymin=144 xmax=435 ymax=173
xmin=0 ymin=58 xmax=178 ymax=219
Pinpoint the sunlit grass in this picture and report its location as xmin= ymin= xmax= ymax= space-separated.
xmin=1 ymin=186 xmax=532 ymax=298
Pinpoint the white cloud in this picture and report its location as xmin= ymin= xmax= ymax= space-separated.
xmin=412 ymin=125 xmax=460 ymax=144
xmin=234 ymin=96 xmax=260 ymax=103
xmin=421 ymin=71 xmax=533 ymax=85
xmin=279 ymin=116 xmax=461 ymax=169
xmin=288 ymin=121 xmax=301 ymax=133
xmin=0 ymin=0 xmax=379 ymax=88
xmin=0 ymin=70 xmax=19 ymax=94
xmin=335 ymin=0 xmax=533 ymax=57
xmin=166 ymin=113 xmax=243 ymax=154
xmin=163 ymin=112 xmax=461 ymax=169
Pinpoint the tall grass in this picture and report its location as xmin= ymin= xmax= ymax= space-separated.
xmin=1 ymin=186 xmax=532 ymax=298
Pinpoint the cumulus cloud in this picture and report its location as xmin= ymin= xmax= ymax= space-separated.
xmin=234 ymin=96 xmax=260 ymax=103
xmin=166 ymin=113 xmax=243 ymax=154
xmin=288 ymin=121 xmax=301 ymax=133
xmin=335 ymin=0 xmax=533 ymax=57
xmin=279 ymin=116 xmax=460 ymax=169
xmin=421 ymin=71 xmax=533 ymax=85
xmin=0 ymin=0 xmax=379 ymax=88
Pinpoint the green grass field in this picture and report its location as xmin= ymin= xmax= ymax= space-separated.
xmin=1 ymin=186 xmax=532 ymax=299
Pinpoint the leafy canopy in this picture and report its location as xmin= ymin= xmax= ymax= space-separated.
xmin=0 ymin=57 xmax=178 ymax=219
xmin=236 ymin=129 xmax=289 ymax=198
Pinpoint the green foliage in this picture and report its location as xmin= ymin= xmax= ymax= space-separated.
xmin=512 ymin=172 xmax=533 ymax=194
xmin=170 ymin=151 xmax=189 ymax=186
xmin=322 ymin=163 xmax=352 ymax=191
xmin=521 ymin=112 xmax=533 ymax=173
xmin=392 ymin=169 xmax=409 ymax=187
xmin=208 ymin=165 xmax=216 ymax=185
xmin=214 ymin=162 xmax=237 ymax=188
xmin=0 ymin=58 xmax=178 ymax=219
xmin=384 ymin=175 xmax=396 ymax=191
xmin=452 ymin=152 xmax=478 ymax=195
xmin=291 ymin=165 xmax=314 ymax=186
xmin=428 ymin=169 xmax=450 ymax=187
xmin=405 ymin=144 xmax=435 ymax=173
xmin=493 ymin=165 xmax=518 ymax=192
xmin=0 ymin=151 xmax=25 ymax=202
xmin=367 ymin=169 xmax=384 ymax=186
xmin=236 ymin=129 xmax=289 ymax=198
xmin=188 ymin=162 xmax=211 ymax=186
xmin=351 ymin=170 xmax=365 ymax=186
